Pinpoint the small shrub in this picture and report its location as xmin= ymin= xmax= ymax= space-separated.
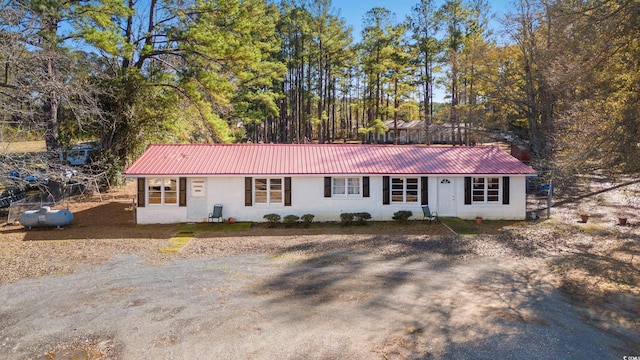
xmin=393 ymin=210 xmax=413 ymax=223
xmin=301 ymin=214 xmax=315 ymax=227
xmin=340 ymin=212 xmax=354 ymax=226
xmin=263 ymin=213 xmax=281 ymax=227
xmin=341 ymin=212 xmax=371 ymax=226
xmin=283 ymin=214 xmax=300 ymax=228
xmin=354 ymin=212 xmax=371 ymax=225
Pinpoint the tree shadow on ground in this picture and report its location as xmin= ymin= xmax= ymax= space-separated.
xmin=551 ymin=240 xmax=640 ymax=329
xmin=489 ymin=216 xmax=640 ymax=350
xmin=251 ymin=244 xmax=640 ymax=359
xmin=253 ymin=235 xmax=473 ymax=306
xmin=1 ymin=202 xmax=177 ymax=240
xmin=552 ymin=175 xmax=640 ymax=207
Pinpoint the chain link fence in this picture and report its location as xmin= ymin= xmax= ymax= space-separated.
xmin=6 ymin=200 xmax=58 ymax=224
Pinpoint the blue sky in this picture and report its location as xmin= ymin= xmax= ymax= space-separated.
xmin=331 ymin=0 xmax=513 ymax=41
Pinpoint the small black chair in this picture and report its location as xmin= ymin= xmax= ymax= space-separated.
xmin=422 ymin=205 xmax=438 ymax=223
xmin=208 ymin=204 xmax=223 ymax=222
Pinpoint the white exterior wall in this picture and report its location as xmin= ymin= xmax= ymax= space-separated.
xmin=135 ymin=174 xmax=528 ymax=224
xmin=447 ymin=176 xmax=528 ymax=220
xmin=136 ymin=202 xmax=188 ymax=224
xmin=206 ymin=176 xmax=422 ymax=223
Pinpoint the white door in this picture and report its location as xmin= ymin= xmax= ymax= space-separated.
xmin=187 ymin=178 xmax=208 ymax=219
xmin=437 ymin=178 xmax=456 ymax=216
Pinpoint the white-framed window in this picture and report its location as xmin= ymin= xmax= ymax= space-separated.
xmin=255 ymin=178 xmax=283 ymax=204
xmin=332 ymin=177 xmax=361 ymax=197
xmin=148 ymin=178 xmax=177 ymax=205
xmin=473 ymin=177 xmax=500 ymax=203
xmin=391 ymin=177 xmax=419 ymax=203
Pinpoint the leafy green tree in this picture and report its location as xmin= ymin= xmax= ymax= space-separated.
xmin=457 ymin=0 xmax=491 ymax=145
xmin=0 ymin=0 xmax=128 ymax=156
xmin=386 ymin=22 xmax=416 ymax=144
xmin=267 ymin=0 xmax=352 ymax=144
xmin=84 ymin=0 xmax=286 ymax=167
xmin=360 ymin=7 xmax=395 ymax=142
xmin=435 ymin=0 xmax=470 ymax=145
xmin=276 ymin=2 xmax=313 ymax=143
xmin=408 ymin=0 xmax=440 ymax=143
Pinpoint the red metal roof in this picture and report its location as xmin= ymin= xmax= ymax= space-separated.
xmin=124 ymin=144 xmax=537 ymax=176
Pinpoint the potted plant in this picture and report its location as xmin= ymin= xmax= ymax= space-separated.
xmin=578 ymin=207 xmax=590 ymax=223
xmin=616 ymin=189 xmax=635 ymax=226
xmin=617 ymin=215 xmax=628 ymax=226
xmin=475 ymin=216 xmax=482 ymax=224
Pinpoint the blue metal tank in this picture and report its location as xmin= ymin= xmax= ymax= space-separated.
xmin=19 ymin=207 xmax=73 ymax=229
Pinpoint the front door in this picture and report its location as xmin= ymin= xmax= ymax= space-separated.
xmin=437 ymin=178 xmax=456 ymax=217
xmin=187 ymin=178 xmax=207 ymax=220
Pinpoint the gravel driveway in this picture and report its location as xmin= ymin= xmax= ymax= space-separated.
xmin=1 ymin=240 xmax=638 ymax=360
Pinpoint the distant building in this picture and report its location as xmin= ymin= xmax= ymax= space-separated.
xmin=380 ymin=120 xmax=425 ymax=144
xmin=379 ymin=121 xmax=489 ymax=145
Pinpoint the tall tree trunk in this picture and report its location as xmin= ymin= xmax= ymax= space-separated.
xmin=122 ymin=0 xmax=134 ymax=69
xmin=424 ymin=65 xmax=432 ymax=144
xmin=450 ymin=59 xmax=458 ymax=145
xmin=393 ymin=77 xmax=399 ymax=145
xmin=43 ymin=17 xmax=60 ymax=157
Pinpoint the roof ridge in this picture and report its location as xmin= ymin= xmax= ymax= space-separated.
xmin=147 ymin=143 xmax=502 ymax=149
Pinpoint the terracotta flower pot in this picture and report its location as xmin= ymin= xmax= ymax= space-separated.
xmin=618 ymin=217 xmax=628 ymax=226
xmin=580 ymin=214 xmax=589 ymax=223
xmin=228 ymin=217 xmax=236 ymax=224
xmin=475 ymin=217 xmax=482 ymax=224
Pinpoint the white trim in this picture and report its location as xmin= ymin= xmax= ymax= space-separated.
xmin=254 ymin=177 xmax=284 ymax=205
xmin=147 ymin=177 xmax=179 ymax=206
xmin=135 ymin=175 xmax=529 ymax=223
xmin=472 ymin=176 xmax=501 ymax=205
xmin=332 ymin=176 xmax=362 ymax=199
xmin=390 ymin=176 xmax=420 ymax=204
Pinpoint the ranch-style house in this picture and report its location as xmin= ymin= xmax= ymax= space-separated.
xmin=124 ymin=143 xmax=537 ymax=224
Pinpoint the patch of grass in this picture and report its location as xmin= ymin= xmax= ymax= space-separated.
xmin=0 ymin=140 xmax=46 ymax=153
xmin=178 ymin=222 xmax=252 ymax=233
xmin=175 ymin=231 xmax=194 ymax=238
xmin=160 ymin=222 xmax=252 ymax=253
xmin=161 ymin=235 xmax=193 ymax=253
xmin=172 ymin=237 xmax=190 ymax=247
xmin=577 ymin=223 xmax=608 ymax=234
xmin=159 ymin=246 xmax=182 ymax=254
xmin=439 ymin=217 xmax=523 ymax=237
xmin=439 ymin=217 xmax=480 ymax=237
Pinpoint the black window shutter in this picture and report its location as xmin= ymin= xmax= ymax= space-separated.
xmin=363 ymin=176 xmax=370 ymax=197
xmin=383 ymin=176 xmax=390 ymax=205
xmin=137 ymin=178 xmax=146 ymax=208
xmin=324 ymin=177 xmax=332 ymax=197
xmin=464 ymin=176 xmax=472 ymax=205
xmin=245 ymin=177 xmax=252 ymax=206
xmin=503 ymin=176 xmax=510 ymax=205
xmin=421 ymin=177 xmax=429 ymax=205
xmin=284 ymin=177 xmax=292 ymax=206
xmin=179 ymin=177 xmax=187 ymax=207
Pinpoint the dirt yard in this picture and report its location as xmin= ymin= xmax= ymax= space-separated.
xmin=1 ymin=176 xmax=639 ymax=359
